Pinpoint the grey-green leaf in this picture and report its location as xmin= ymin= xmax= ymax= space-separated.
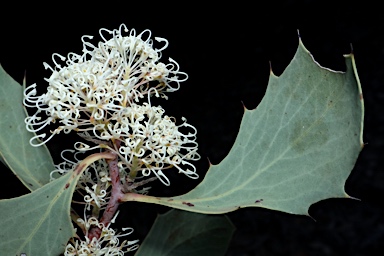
xmin=0 ymin=65 xmax=54 ymax=191
xmin=0 ymin=152 xmax=115 ymax=255
xmin=122 ymin=39 xmax=364 ymax=216
xmin=135 ymin=209 xmax=235 ymax=256
xmin=0 ymin=173 xmax=75 ymax=255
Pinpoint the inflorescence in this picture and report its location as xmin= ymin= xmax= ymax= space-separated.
xmin=23 ymin=24 xmax=200 ymax=255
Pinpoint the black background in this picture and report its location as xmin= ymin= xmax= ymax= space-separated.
xmin=1 ymin=1 xmax=384 ymax=255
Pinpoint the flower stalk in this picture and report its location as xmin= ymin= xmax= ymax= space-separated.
xmin=88 ymin=141 xmax=124 ymax=240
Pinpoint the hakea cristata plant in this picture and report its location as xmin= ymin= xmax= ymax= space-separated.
xmin=23 ymin=24 xmax=200 ymax=255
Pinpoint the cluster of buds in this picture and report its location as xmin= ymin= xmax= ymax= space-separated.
xmin=24 ymin=24 xmax=200 ymax=254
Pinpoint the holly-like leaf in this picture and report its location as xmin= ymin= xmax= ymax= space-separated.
xmin=0 ymin=172 xmax=75 ymax=255
xmin=134 ymin=209 xmax=235 ymax=256
xmin=0 ymin=65 xmax=54 ymax=191
xmin=0 ymin=152 xmax=115 ymax=255
xmin=122 ymin=39 xmax=364 ymax=215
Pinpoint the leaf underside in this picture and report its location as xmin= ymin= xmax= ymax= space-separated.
xmin=135 ymin=209 xmax=235 ymax=256
xmin=0 ymin=65 xmax=54 ymax=191
xmin=123 ymin=39 xmax=364 ymax=215
xmin=0 ymin=153 xmax=112 ymax=255
xmin=0 ymin=172 xmax=75 ymax=255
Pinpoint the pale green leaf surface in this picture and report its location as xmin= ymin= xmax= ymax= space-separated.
xmin=0 ymin=65 xmax=54 ymax=191
xmin=0 ymin=152 xmax=114 ymax=255
xmin=0 ymin=172 xmax=75 ymax=255
xmin=123 ymin=40 xmax=364 ymax=215
xmin=135 ymin=209 xmax=235 ymax=256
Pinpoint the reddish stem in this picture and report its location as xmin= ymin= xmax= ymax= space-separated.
xmin=88 ymin=141 xmax=124 ymax=240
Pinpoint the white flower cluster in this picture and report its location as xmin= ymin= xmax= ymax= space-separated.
xmin=25 ymin=24 xmax=201 ymax=256
xmin=110 ymin=102 xmax=199 ymax=185
xmin=65 ymin=212 xmax=139 ymax=256
xmin=24 ymin=24 xmax=200 ymax=185
xmin=51 ymin=150 xmax=111 ymax=208
xmin=53 ymin=151 xmax=140 ymax=255
xmin=24 ymin=23 xmax=187 ymax=145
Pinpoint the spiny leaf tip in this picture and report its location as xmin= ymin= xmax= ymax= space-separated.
xmin=269 ymin=61 xmax=275 ymax=76
xmin=241 ymin=100 xmax=248 ymax=111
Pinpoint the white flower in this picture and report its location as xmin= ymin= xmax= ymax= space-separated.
xmin=84 ymin=184 xmax=108 ymax=210
xmin=65 ymin=211 xmax=139 ymax=256
xmin=27 ymin=24 xmax=199 ymax=187
xmin=51 ymin=101 xmax=201 ymax=186
xmin=50 ymin=149 xmax=113 ymax=204
xmin=114 ymin=102 xmax=200 ymax=186
xmin=24 ymin=24 xmax=187 ymax=146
